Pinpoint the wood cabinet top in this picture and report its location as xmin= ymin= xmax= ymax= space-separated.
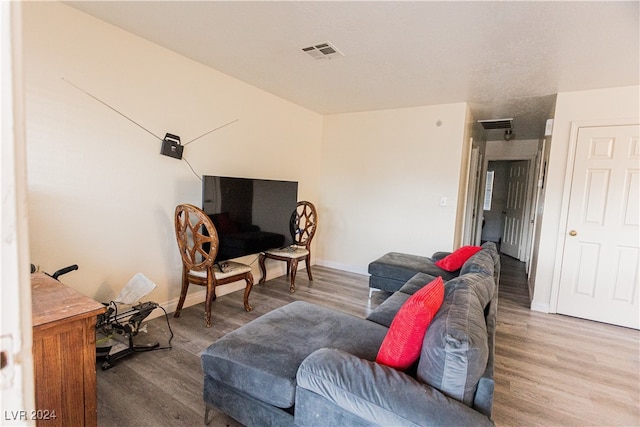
xmin=31 ymin=273 xmax=106 ymax=330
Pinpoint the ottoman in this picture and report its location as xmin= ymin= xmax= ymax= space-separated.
xmin=368 ymin=251 xmax=458 ymax=295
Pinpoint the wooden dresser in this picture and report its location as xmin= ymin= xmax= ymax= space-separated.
xmin=31 ymin=273 xmax=106 ymax=427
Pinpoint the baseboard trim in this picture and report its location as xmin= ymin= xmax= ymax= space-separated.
xmin=530 ymin=301 xmax=550 ymax=313
xmin=315 ymin=259 xmax=368 ymax=276
xmin=144 ymin=263 xmax=290 ymax=321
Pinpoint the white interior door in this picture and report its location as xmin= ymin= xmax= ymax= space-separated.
xmin=557 ymin=124 xmax=640 ymax=329
xmin=1 ymin=2 xmax=36 ymax=422
xmin=501 ymin=161 xmax=529 ymax=258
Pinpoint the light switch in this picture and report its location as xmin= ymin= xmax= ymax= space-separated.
xmin=439 ymin=196 xmax=447 ymax=207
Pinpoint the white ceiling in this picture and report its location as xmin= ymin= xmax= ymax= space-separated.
xmin=65 ymin=1 xmax=639 ymax=140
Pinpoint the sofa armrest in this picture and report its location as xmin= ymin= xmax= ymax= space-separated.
xmin=296 ymin=348 xmax=494 ymax=427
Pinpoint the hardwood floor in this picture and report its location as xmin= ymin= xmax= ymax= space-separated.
xmin=97 ymin=259 xmax=640 ymax=426
xmin=493 ymin=256 xmax=639 ymax=426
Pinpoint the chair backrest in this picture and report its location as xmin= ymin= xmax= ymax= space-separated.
xmin=290 ymin=201 xmax=317 ymax=249
xmin=175 ymin=204 xmax=219 ymax=271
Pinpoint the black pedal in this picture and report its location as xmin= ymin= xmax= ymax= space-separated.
xmin=132 ymin=302 xmax=158 ymax=312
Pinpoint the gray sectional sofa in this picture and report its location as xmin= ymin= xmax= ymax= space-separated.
xmin=200 ymin=242 xmax=500 ymax=426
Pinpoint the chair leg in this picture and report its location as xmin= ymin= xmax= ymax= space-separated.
xmin=204 ymin=277 xmax=215 ymax=328
xmin=289 ymin=258 xmax=298 ymax=293
xmin=243 ymin=273 xmax=254 ymax=312
xmin=305 ymin=254 xmax=313 ymax=281
xmin=258 ymin=253 xmax=267 ymax=284
xmin=174 ymin=270 xmax=189 ymax=318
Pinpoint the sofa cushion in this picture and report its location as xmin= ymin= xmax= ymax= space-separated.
xmin=376 ymin=277 xmax=444 ymax=370
xmin=416 ymin=282 xmax=489 ymax=407
xmin=365 ymin=292 xmax=410 ymax=328
xmin=459 ymin=245 xmax=496 ymax=277
xmin=296 ymin=348 xmax=494 ymax=427
xmin=435 ymin=246 xmax=482 ymax=272
xmin=480 ymin=241 xmax=500 ymax=266
xmin=201 ymin=301 xmax=387 ymax=409
xmin=445 ymin=272 xmax=495 ymax=309
xmin=398 ymin=272 xmax=439 ymax=295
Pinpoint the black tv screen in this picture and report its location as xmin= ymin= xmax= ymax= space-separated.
xmin=202 ymin=176 xmax=298 ymax=262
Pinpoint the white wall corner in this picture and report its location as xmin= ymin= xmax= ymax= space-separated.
xmin=530 ymin=300 xmax=550 ymax=313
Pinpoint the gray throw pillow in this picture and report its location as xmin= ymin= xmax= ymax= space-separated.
xmin=459 ymin=248 xmax=495 ymax=277
xmin=445 ymin=272 xmax=495 ymax=308
xmin=416 ymin=283 xmax=489 ymax=406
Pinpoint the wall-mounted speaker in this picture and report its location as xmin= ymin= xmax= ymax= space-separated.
xmin=161 ymin=133 xmax=183 ymax=159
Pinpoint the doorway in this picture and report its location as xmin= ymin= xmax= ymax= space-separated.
xmin=463 ymin=138 xmax=543 ymax=275
xmin=480 ymin=159 xmax=534 ymax=262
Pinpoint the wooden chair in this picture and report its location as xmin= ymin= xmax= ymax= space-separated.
xmin=173 ymin=203 xmax=254 ymax=327
xmin=258 ymin=201 xmax=318 ymax=293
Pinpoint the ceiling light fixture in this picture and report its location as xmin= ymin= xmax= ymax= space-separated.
xmin=503 ymin=129 xmax=515 ymax=141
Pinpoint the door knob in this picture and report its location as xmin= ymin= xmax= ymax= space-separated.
xmin=569 ymin=230 xmax=577 ymax=236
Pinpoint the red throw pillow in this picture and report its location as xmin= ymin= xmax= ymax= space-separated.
xmin=376 ymin=276 xmax=445 ymax=370
xmin=435 ymin=246 xmax=482 ymax=272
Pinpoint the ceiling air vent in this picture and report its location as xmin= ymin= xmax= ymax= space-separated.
xmin=477 ymin=118 xmax=513 ymax=130
xmin=302 ymin=41 xmax=344 ymax=60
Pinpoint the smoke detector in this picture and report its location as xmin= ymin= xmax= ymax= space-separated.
xmin=302 ymin=41 xmax=344 ymax=60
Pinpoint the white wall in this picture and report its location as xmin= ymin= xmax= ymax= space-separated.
xmin=486 ymin=138 xmax=539 ymax=160
xmin=531 ymin=85 xmax=640 ymax=312
xmin=317 ymin=103 xmax=468 ymax=274
xmin=453 ymin=104 xmax=476 ymax=248
xmin=466 ymin=123 xmax=488 ymax=246
xmin=23 ymin=2 xmax=323 ymax=309
xmin=26 ymin=4 xmax=636 ymax=319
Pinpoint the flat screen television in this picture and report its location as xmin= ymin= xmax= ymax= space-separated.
xmin=202 ymin=176 xmax=299 ymax=262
